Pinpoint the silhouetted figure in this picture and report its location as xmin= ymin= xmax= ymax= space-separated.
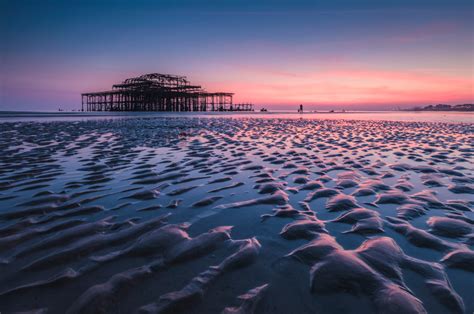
xmin=298 ymin=104 xmax=303 ymax=113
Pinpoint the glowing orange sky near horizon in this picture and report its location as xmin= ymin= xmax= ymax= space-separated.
xmin=206 ymin=67 xmax=473 ymax=107
xmin=3 ymin=65 xmax=472 ymax=110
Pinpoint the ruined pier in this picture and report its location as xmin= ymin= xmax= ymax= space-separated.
xmin=81 ymin=73 xmax=253 ymax=112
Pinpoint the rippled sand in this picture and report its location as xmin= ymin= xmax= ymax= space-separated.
xmin=0 ymin=117 xmax=472 ymax=314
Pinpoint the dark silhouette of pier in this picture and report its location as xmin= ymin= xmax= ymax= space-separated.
xmin=81 ymin=73 xmax=253 ymax=112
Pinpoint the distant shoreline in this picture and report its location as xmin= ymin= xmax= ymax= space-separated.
xmin=404 ymin=104 xmax=474 ymax=112
xmin=405 ymin=109 xmax=474 ymax=112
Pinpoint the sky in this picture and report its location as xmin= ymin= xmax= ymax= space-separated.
xmin=1 ymin=0 xmax=473 ymax=111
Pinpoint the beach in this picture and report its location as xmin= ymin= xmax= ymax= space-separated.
xmin=0 ymin=113 xmax=472 ymax=313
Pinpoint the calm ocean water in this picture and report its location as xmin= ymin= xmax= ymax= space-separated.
xmin=0 ymin=110 xmax=472 ymax=123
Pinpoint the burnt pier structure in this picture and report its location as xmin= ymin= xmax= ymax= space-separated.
xmin=81 ymin=73 xmax=253 ymax=112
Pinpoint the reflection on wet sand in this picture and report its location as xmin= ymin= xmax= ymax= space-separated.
xmin=0 ymin=117 xmax=472 ymax=313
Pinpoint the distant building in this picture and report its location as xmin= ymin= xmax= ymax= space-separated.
xmin=453 ymin=104 xmax=474 ymax=111
xmin=435 ymin=104 xmax=452 ymax=110
xmin=410 ymin=103 xmax=473 ymax=112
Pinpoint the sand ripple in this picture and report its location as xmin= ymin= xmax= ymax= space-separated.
xmin=0 ymin=117 xmax=472 ymax=313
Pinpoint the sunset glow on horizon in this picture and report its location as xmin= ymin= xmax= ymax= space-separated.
xmin=1 ymin=0 xmax=473 ymax=111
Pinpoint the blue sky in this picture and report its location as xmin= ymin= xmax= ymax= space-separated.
xmin=1 ymin=0 xmax=473 ymax=110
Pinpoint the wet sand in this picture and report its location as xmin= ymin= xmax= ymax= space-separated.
xmin=0 ymin=116 xmax=472 ymax=313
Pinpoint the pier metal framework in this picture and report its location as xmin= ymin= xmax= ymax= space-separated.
xmin=81 ymin=73 xmax=253 ymax=112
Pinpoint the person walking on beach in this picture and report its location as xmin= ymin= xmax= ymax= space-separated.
xmin=298 ymin=104 xmax=303 ymax=113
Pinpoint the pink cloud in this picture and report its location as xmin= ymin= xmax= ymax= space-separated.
xmin=390 ymin=22 xmax=459 ymax=43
